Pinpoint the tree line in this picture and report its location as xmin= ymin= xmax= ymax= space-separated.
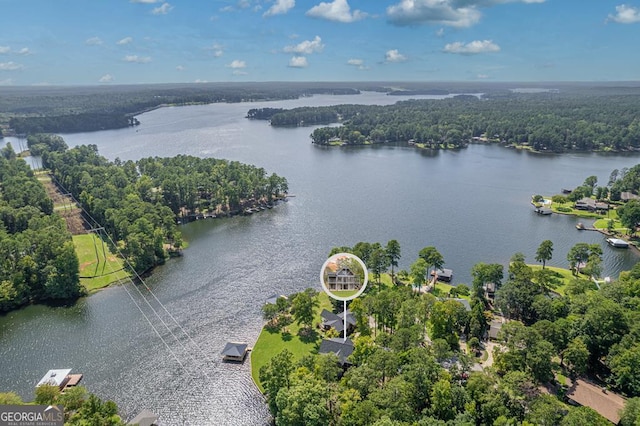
xmin=257 ymin=239 xmax=640 ymax=425
xmin=1 ymin=84 xmax=362 ymax=135
xmin=0 ymin=145 xmax=82 ymax=313
xmin=249 ymin=92 xmax=640 ymax=151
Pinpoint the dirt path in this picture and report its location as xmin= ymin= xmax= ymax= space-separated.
xmin=40 ymin=175 xmax=88 ymax=235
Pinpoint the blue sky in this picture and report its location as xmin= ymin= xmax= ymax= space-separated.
xmin=0 ymin=0 xmax=639 ymax=85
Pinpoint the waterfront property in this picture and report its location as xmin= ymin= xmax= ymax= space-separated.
xmin=320 ymin=309 xmax=356 ymax=336
xmin=574 ymin=198 xmax=609 ymax=212
xmin=326 ymin=267 xmax=361 ymax=291
xmin=36 ymin=369 xmax=83 ymax=392
xmin=221 ymin=342 xmax=249 ymax=362
xmin=431 ymin=268 xmax=453 ymax=282
xmin=318 ymin=338 xmax=354 ymax=367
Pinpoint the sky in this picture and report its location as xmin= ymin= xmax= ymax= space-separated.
xmin=0 ymin=0 xmax=639 ymax=85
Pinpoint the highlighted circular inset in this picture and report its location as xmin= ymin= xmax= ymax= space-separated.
xmin=320 ymin=253 xmax=369 ymax=301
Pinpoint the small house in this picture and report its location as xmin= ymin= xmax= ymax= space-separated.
xmin=621 ymin=191 xmax=639 ymax=202
xmin=574 ymin=198 xmax=609 ymax=212
xmin=488 ymin=318 xmax=503 ymax=340
xmin=221 ymin=342 xmax=248 ymax=362
xmin=326 ymin=267 xmax=361 ymax=291
xmin=431 ymin=268 xmax=453 ymax=282
xmin=318 ymin=338 xmax=354 ymax=367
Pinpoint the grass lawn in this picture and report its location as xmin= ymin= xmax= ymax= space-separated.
xmin=73 ymin=234 xmax=130 ymax=292
xmin=330 ymin=289 xmax=359 ymax=298
xmin=528 ymin=264 xmax=576 ymax=296
xmin=250 ymin=291 xmax=333 ymax=393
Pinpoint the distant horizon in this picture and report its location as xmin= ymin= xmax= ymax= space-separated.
xmin=2 ymin=80 xmax=640 ymax=91
xmin=2 ymin=1 xmax=640 ymax=86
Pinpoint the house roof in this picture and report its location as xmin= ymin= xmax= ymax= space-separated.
xmin=566 ymin=379 xmax=625 ymax=424
xmin=36 ymin=369 xmax=72 ymax=387
xmin=128 ymin=409 xmax=158 ymax=426
xmin=221 ymin=342 xmax=248 ymax=357
xmin=433 ymin=268 xmax=453 ymax=278
xmin=621 ymin=191 xmax=639 ymax=201
xmin=265 ymin=294 xmax=287 ymax=305
xmin=321 ymin=309 xmax=346 ymax=332
xmin=448 ymin=298 xmax=471 ymax=311
xmin=488 ymin=319 xmax=503 ymax=339
xmin=337 ymin=310 xmax=356 ymax=326
xmin=319 ymin=338 xmax=354 ymax=365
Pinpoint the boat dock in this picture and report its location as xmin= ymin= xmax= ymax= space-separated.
xmin=607 ymin=238 xmax=630 ymax=248
xmin=36 ymin=369 xmax=83 ymax=392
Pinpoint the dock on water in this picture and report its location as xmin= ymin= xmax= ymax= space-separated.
xmin=221 ymin=342 xmax=250 ymax=362
xmin=36 ymin=369 xmax=83 ymax=392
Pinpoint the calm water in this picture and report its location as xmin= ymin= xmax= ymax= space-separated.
xmin=1 ymin=92 xmax=640 ymax=425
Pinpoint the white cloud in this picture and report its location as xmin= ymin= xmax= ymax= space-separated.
xmin=0 ymin=78 xmax=13 ymax=85
xmin=227 ymin=59 xmax=247 ymax=69
xmin=130 ymin=0 xmax=161 ymax=3
xmin=306 ymin=0 xmax=367 ymax=23
xmin=607 ymin=4 xmax=640 ymax=24
xmin=195 ymin=79 xmax=208 ymax=83
xmin=233 ymin=70 xmax=249 ymax=75
xmin=18 ymin=47 xmax=31 ymax=55
xmin=176 ymin=65 xmax=186 ymax=71
xmin=99 ymin=74 xmax=114 ymax=83
xmin=220 ymin=5 xmax=234 ymax=12
xmin=264 ymin=0 xmax=295 ymax=17
xmin=117 ymin=37 xmax=133 ymax=45
xmin=85 ymin=37 xmax=103 ymax=46
xmin=152 ymin=2 xmax=173 ymax=15
xmin=123 ymin=55 xmax=152 ymax=63
xmin=0 ymin=61 xmax=23 ymax=71
xmin=443 ymin=39 xmax=500 ymax=54
xmin=385 ymin=49 xmax=407 ymax=62
xmin=387 ymin=0 xmax=544 ymax=27
xmin=436 ymin=28 xmax=445 ymax=37
xmin=347 ymin=58 xmax=368 ymax=70
xmin=288 ymin=56 xmax=308 ymax=67
xmin=205 ymin=43 xmax=224 ymax=57
xmin=477 ymin=73 xmax=490 ymax=79
xmin=0 ymin=46 xmax=10 ymax=54
xmin=283 ymin=36 xmax=324 ymax=54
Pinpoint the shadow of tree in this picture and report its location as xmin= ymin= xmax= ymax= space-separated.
xmin=298 ymin=327 xmax=319 ymax=343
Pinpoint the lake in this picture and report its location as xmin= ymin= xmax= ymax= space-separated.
xmin=1 ymin=92 xmax=639 ymax=425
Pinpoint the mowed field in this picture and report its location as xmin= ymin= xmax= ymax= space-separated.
xmin=73 ymin=234 xmax=130 ymax=291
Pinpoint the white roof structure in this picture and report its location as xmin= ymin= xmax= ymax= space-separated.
xmin=36 ymin=369 xmax=72 ymax=387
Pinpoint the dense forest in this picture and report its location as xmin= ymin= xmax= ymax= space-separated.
xmin=0 ymin=145 xmax=82 ymax=313
xmin=43 ymin=141 xmax=287 ymax=274
xmin=258 ymin=240 xmax=640 ymax=425
xmin=0 ymin=83 xmax=363 ymax=134
xmin=249 ymin=93 xmax=640 ymax=152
